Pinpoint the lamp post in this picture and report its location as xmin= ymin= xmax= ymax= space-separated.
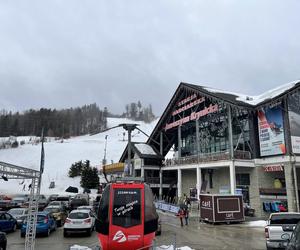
xmin=102 ymin=135 xmax=108 ymax=166
xmin=119 ymin=124 xmax=138 ymax=177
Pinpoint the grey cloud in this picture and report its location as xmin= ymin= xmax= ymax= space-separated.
xmin=0 ymin=0 xmax=300 ymax=115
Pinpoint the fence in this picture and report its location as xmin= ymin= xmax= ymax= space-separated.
xmin=164 ymin=150 xmax=251 ymax=167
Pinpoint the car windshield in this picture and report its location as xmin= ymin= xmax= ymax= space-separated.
xmin=37 ymin=215 xmax=46 ymax=222
xmin=68 ymin=212 xmax=89 ymax=219
xmin=45 ymin=208 xmax=60 ymax=213
xmin=49 ymin=202 xmax=60 ymax=205
xmin=270 ymin=214 xmax=300 ymax=224
xmin=9 ymin=209 xmax=24 ymax=215
xmin=57 ymin=197 xmax=69 ymax=201
xmin=13 ymin=197 xmax=25 ymax=201
xmin=78 ymin=207 xmax=90 ymax=210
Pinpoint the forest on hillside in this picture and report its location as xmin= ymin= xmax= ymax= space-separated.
xmin=0 ymin=103 xmax=107 ymax=137
xmin=0 ymin=100 xmax=156 ymax=137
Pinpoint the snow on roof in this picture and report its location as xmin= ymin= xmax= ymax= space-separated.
xmin=204 ymin=80 xmax=300 ymax=106
xmin=134 ymin=143 xmax=157 ymax=155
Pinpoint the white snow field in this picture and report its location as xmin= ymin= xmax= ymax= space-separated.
xmin=0 ymin=117 xmax=158 ymax=195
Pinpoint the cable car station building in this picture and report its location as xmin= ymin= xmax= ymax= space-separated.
xmin=119 ymin=80 xmax=300 ymax=217
xmin=143 ymin=79 xmax=300 ymax=216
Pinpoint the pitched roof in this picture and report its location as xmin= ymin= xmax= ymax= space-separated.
xmin=146 ymin=80 xmax=300 ymax=155
xmin=119 ymin=142 xmax=163 ymax=162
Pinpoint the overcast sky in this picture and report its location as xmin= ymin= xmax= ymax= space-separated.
xmin=0 ymin=0 xmax=300 ymax=115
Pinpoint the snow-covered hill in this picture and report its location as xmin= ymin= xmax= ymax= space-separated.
xmin=0 ymin=117 xmax=158 ymax=195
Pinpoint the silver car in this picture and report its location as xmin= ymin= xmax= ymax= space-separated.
xmin=8 ymin=208 xmax=28 ymax=228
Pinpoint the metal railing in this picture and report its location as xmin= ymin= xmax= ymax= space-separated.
xmin=144 ymin=176 xmax=160 ymax=184
xmin=233 ymin=150 xmax=251 ymax=160
xmin=144 ymin=176 xmax=177 ymax=185
xmin=164 ymin=150 xmax=251 ymax=167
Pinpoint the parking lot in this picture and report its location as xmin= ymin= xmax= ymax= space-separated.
xmin=6 ymin=212 xmax=266 ymax=250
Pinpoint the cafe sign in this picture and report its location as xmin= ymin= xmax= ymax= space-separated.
xmin=263 ymin=165 xmax=284 ymax=172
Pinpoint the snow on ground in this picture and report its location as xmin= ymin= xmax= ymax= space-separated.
xmin=156 ymin=246 xmax=194 ymax=250
xmin=0 ymin=117 xmax=158 ymax=196
xmin=246 ymin=220 xmax=267 ymax=227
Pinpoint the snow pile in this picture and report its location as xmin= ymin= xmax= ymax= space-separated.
xmin=0 ymin=117 xmax=158 ymax=195
xmin=70 ymin=245 xmax=92 ymax=250
xmin=246 ymin=220 xmax=267 ymax=227
xmin=156 ymin=246 xmax=194 ymax=250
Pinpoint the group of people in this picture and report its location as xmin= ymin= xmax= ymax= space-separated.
xmin=176 ymin=194 xmax=190 ymax=227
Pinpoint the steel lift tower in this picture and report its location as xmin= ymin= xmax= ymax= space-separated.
xmin=0 ymin=134 xmax=44 ymax=250
xmin=0 ymin=161 xmax=41 ymax=249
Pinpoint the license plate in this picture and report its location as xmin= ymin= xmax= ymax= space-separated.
xmin=73 ymin=221 xmax=82 ymax=224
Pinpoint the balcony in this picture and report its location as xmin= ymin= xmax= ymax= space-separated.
xmin=144 ymin=176 xmax=176 ymax=185
xmin=164 ymin=150 xmax=251 ymax=166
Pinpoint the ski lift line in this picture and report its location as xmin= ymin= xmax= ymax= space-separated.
xmin=135 ymin=127 xmax=160 ymax=146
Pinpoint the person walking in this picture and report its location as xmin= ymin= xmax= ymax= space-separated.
xmin=184 ymin=206 xmax=189 ymax=226
xmin=177 ymin=208 xmax=184 ymax=227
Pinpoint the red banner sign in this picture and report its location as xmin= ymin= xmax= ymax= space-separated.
xmin=165 ymin=104 xmax=219 ymax=131
xmin=263 ymin=165 xmax=284 ymax=172
xmin=172 ymin=97 xmax=205 ymax=116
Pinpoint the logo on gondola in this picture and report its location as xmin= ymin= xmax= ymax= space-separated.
xmin=113 ymin=230 xmax=127 ymax=243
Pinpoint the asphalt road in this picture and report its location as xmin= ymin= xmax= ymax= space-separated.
xmin=6 ymin=213 xmax=266 ymax=250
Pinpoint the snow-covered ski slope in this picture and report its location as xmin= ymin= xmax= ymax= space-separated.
xmin=0 ymin=117 xmax=158 ymax=195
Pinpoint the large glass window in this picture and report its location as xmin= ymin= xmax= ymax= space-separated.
xmin=112 ymin=188 xmax=141 ymax=228
xmin=236 ymin=173 xmax=250 ymax=186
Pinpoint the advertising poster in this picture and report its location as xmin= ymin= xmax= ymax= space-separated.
xmin=257 ymin=103 xmax=286 ymax=156
xmin=288 ymin=93 xmax=300 ymax=154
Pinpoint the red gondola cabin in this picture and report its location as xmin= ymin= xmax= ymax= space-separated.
xmin=96 ymin=179 xmax=158 ymax=250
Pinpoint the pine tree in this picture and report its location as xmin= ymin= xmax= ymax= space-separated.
xmin=80 ymin=166 xmax=99 ymax=189
xmin=68 ymin=161 xmax=83 ymax=178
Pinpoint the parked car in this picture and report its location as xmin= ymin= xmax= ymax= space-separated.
xmin=47 ymin=194 xmax=59 ymax=203
xmin=0 ymin=232 xmax=7 ymax=250
xmin=70 ymin=198 xmax=88 ymax=211
xmin=0 ymin=200 xmax=19 ymax=211
xmin=7 ymin=208 xmax=28 ymax=228
xmin=21 ymin=211 xmax=56 ymax=237
xmin=44 ymin=206 xmax=68 ymax=227
xmin=48 ymin=201 xmax=68 ymax=210
xmin=22 ymin=195 xmax=48 ymax=211
xmin=13 ymin=194 xmax=29 ymax=202
xmin=56 ymin=196 xmax=71 ymax=209
xmin=63 ymin=209 xmax=95 ymax=237
xmin=74 ymin=194 xmax=89 ymax=203
xmin=37 ymin=195 xmax=48 ymax=209
xmin=0 ymin=212 xmax=17 ymax=232
xmin=16 ymin=215 xmax=27 ymax=230
xmin=77 ymin=206 xmax=93 ymax=212
xmin=265 ymin=212 xmax=300 ymax=249
xmin=0 ymin=201 xmax=11 ymax=212
xmin=11 ymin=197 xmax=27 ymax=207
